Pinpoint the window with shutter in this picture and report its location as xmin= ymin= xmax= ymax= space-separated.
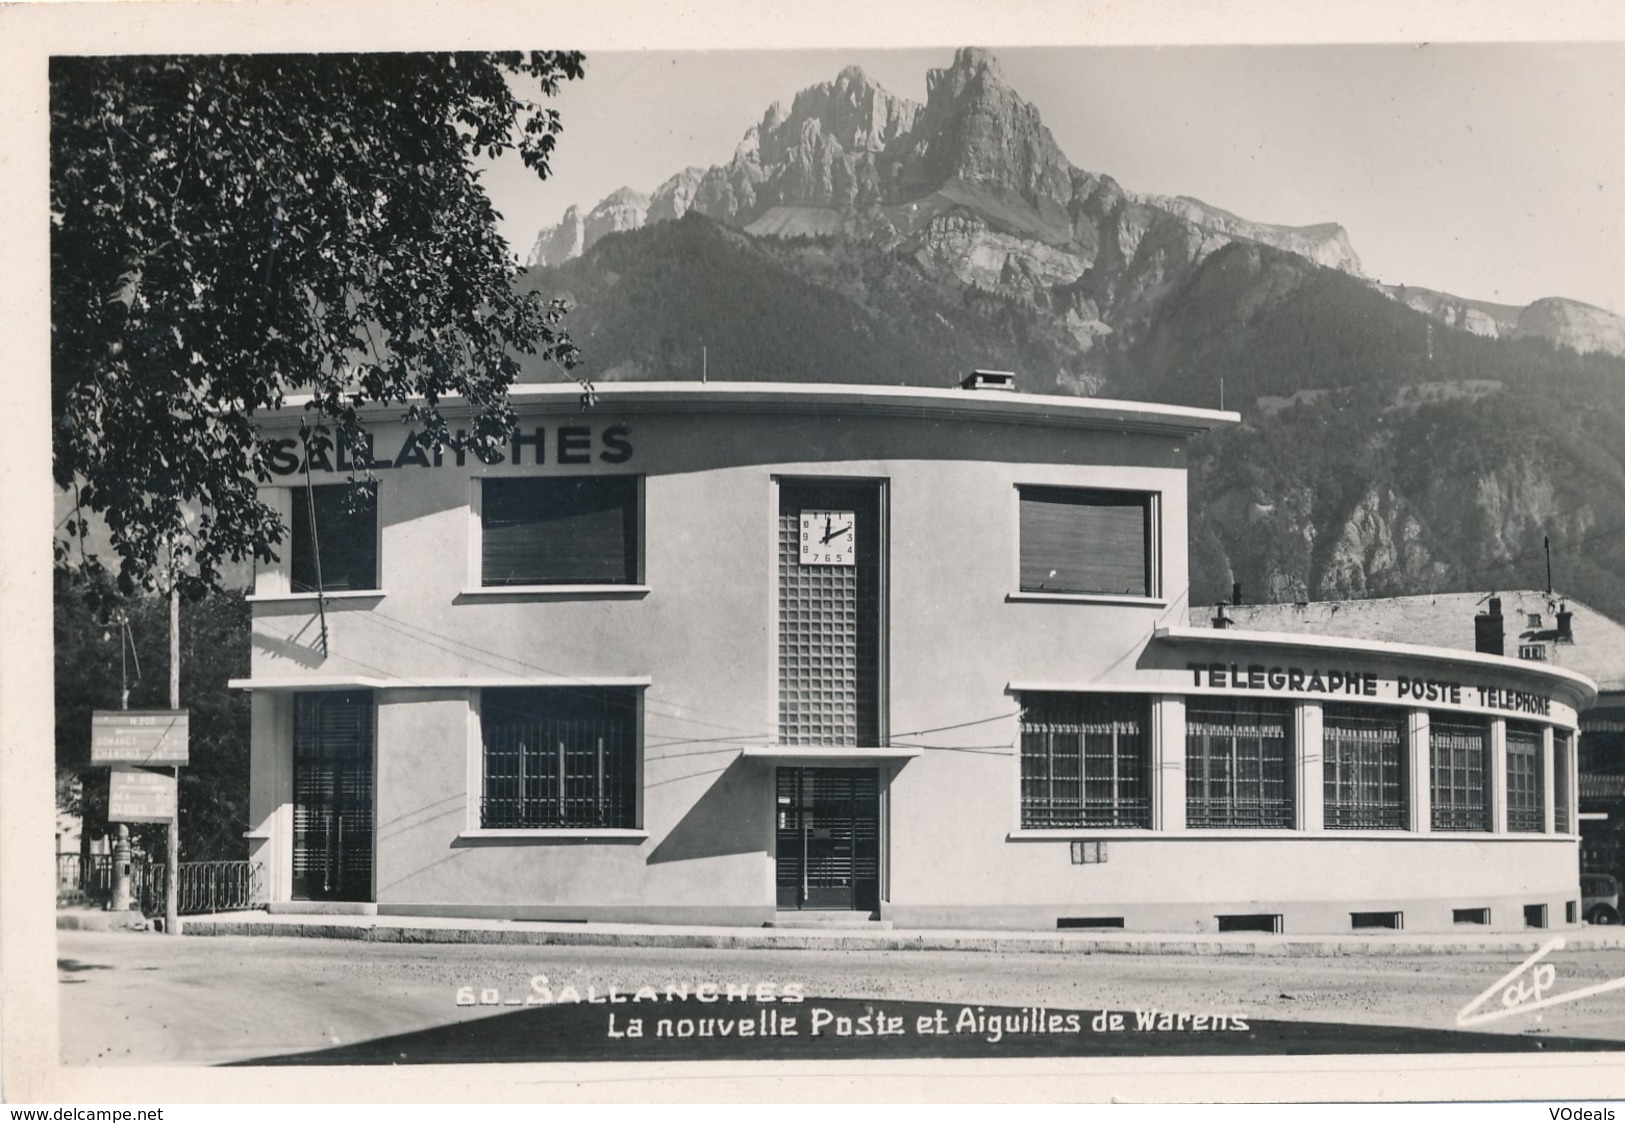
xmin=1554 ymin=730 xmax=1572 ymax=834
xmin=481 ymin=476 xmax=640 ymax=586
xmin=1017 ymin=486 xmax=1155 ymax=597
xmin=1019 ymin=693 xmax=1151 ymax=828
xmin=1185 ymin=699 xmax=1294 ymax=828
xmin=291 ymin=485 xmax=378 ymax=592
xmin=1429 ymin=715 xmax=1490 ymax=832
xmin=480 ymin=687 xmax=640 ymax=829
xmin=1506 ymin=722 xmax=1545 ymax=833
xmin=1322 ymin=703 xmax=1407 ymax=829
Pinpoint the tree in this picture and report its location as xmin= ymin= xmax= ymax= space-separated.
xmin=51 ymin=52 xmax=585 ymax=594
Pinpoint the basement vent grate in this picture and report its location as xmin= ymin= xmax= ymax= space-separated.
xmin=1217 ymin=914 xmax=1282 ymax=934
xmin=1057 ymin=917 xmax=1125 ymax=930
xmin=1524 ymin=904 xmax=1548 ymax=929
xmin=1452 ymin=908 xmax=1491 ymax=925
xmin=1350 ymin=911 xmax=1403 ymax=930
xmin=1070 ymin=841 xmax=1109 ymax=864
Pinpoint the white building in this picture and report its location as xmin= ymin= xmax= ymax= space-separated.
xmin=234 ymin=379 xmax=1594 ymax=932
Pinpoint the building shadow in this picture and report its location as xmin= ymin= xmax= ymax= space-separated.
xmin=645 ymin=756 xmax=769 ymax=866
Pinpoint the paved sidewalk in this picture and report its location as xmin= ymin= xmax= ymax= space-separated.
xmin=82 ymin=907 xmax=1625 ymax=957
xmin=55 ymin=906 xmax=153 ymax=932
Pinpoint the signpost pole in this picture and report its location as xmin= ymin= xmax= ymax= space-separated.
xmin=166 ymin=583 xmax=181 ymax=936
xmin=111 ymin=648 xmax=132 ymax=913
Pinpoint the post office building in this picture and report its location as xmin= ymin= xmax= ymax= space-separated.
xmin=237 ymin=379 xmax=1595 ymax=933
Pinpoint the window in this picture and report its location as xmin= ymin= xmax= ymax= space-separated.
xmin=1019 ymin=694 xmax=1150 ymax=828
xmin=481 ymin=476 xmax=639 ymax=586
xmin=1506 ymin=722 xmax=1545 ymax=832
xmin=480 ymin=687 xmax=639 ymax=829
xmin=1186 ymin=700 xmax=1293 ymax=829
xmin=1554 ymin=731 xmax=1572 ymax=833
xmin=1018 ymin=486 xmax=1156 ymax=597
xmin=1429 ymin=716 xmax=1489 ymax=831
xmin=291 ymin=485 xmax=378 ymax=592
xmin=1322 ymin=704 xmax=1406 ymax=829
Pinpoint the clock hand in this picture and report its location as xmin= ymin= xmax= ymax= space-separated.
xmin=821 ymin=523 xmax=852 ymax=544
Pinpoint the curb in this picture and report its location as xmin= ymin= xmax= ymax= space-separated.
xmin=169 ymin=918 xmax=1625 ymax=957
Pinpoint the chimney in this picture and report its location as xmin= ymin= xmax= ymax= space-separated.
xmin=960 ymin=369 xmax=1016 ymax=392
xmin=1475 ymin=596 xmax=1504 ymax=657
xmin=1556 ymin=601 xmax=1574 ymax=644
xmin=1211 ymin=602 xmax=1231 ymax=630
xmin=1232 ymin=582 xmax=1244 ymax=607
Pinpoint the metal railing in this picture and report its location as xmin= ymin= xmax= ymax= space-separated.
xmin=177 ymin=860 xmax=267 ymax=914
xmin=57 ymin=853 xmax=159 ymax=908
xmin=58 ymin=854 xmax=265 ymax=915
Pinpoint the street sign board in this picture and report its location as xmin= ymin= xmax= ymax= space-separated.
xmin=90 ymin=710 xmax=189 ymax=765
xmin=108 ymin=767 xmax=177 ymax=823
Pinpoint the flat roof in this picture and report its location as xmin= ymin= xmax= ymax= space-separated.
xmin=1200 ymin=592 xmax=1625 ymax=692
xmin=264 ymin=380 xmax=1239 ymax=439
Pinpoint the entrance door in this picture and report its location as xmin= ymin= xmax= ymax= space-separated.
xmin=292 ymin=691 xmax=374 ymax=901
xmin=776 ymin=767 xmax=880 ymax=911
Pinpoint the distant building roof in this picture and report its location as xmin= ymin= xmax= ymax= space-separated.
xmin=1198 ymin=590 xmax=1625 ymax=694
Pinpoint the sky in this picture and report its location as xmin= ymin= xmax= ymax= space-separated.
xmin=484 ymin=43 xmax=1625 ymax=313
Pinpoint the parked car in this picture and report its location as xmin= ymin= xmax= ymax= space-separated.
xmin=1581 ymin=873 xmax=1621 ymax=924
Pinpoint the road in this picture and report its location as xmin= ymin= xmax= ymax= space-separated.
xmin=56 ymin=930 xmax=1625 ymax=1066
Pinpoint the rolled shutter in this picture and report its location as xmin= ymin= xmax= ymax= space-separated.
xmin=482 ymin=477 xmax=638 ymax=586
xmin=1019 ymin=487 xmax=1149 ymax=596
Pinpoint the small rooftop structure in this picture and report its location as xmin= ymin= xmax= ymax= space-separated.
xmin=959 ymin=369 xmax=1017 ymax=392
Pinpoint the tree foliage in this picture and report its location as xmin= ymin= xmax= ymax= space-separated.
xmin=52 ymin=52 xmax=585 ymax=594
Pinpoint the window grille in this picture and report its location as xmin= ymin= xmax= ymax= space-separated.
xmin=1019 ymin=694 xmax=1150 ymax=828
xmin=1018 ymin=486 xmax=1155 ymax=597
xmin=292 ymin=485 xmax=378 ymax=592
xmin=1185 ymin=700 xmax=1293 ymax=829
xmin=481 ymin=476 xmax=638 ymax=586
xmin=1506 ymin=722 xmax=1544 ymax=833
xmin=1322 ymin=704 xmax=1406 ymax=829
xmin=1554 ymin=731 xmax=1572 ymax=833
xmin=480 ymin=687 xmax=638 ymax=829
xmin=1429 ymin=716 xmax=1489 ymax=831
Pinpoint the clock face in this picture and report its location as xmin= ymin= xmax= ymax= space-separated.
xmin=799 ymin=509 xmax=856 ymax=566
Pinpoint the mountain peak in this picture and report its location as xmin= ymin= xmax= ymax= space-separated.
xmin=950 ymin=46 xmax=1003 ymax=81
xmin=899 ymin=45 xmax=1073 ymax=214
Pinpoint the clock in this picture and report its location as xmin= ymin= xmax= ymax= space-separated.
xmin=799 ymin=509 xmax=855 ymax=566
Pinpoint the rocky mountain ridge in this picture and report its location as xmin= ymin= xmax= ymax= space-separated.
xmin=517 ymin=211 xmax=1625 ymax=623
xmin=527 ymin=47 xmax=1622 ymax=362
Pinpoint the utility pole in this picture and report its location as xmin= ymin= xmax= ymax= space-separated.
xmin=110 ymin=613 xmax=132 ymax=912
xmin=166 ymin=580 xmax=180 ymax=936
